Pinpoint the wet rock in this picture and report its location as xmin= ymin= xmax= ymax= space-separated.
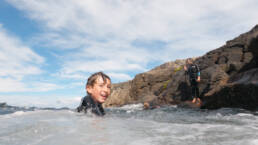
xmin=103 ymin=81 xmax=132 ymax=107
xmin=202 ymin=68 xmax=258 ymax=110
xmin=106 ymin=24 xmax=258 ymax=110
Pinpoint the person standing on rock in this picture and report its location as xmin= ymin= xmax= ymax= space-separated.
xmin=77 ymin=72 xmax=111 ymax=116
xmin=184 ymin=58 xmax=201 ymax=104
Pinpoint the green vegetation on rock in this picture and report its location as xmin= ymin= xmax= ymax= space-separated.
xmin=174 ymin=66 xmax=183 ymax=73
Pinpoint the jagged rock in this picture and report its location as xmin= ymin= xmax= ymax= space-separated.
xmin=202 ymin=68 xmax=258 ymax=110
xmin=129 ymin=60 xmax=185 ymax=102
xmin=103 ymin=81 xmax=133 ymax=107
xmin=105 ymin=25 xmax=258 ymax=110
xmin=104 ymin=60 xmax=186 ymax=107
xmin=200 ymin=25 xmax=258 ymax=110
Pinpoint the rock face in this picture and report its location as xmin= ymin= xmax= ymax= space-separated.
xmin=103 ymin=81 xmax=133 ymax=107
xmin=104 ymin=25 xmax=258 ymax=110
xmin=103 ymin=60 xmax=186 ymax=107
xmin=198 ymin=25 xmax=258 ymax=110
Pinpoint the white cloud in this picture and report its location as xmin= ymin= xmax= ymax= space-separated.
xmin=30 ymin=82 xmax=61 ymax=92
xmin=107 ymin=72 xmax=132 ymax=81
xmin=0 ymin=78 xmax=60 ymax=92
xmin=55 ymin=97 xmax=82 ymax=108
xmin=58 ymin=40 xmax=151 ymax=80
xmin=0 ymin=78 xmax=27 ymax=92
xmin=0 ymin=24 xmax=44 ymax=79
xmin=6 ymin=0 xmax=258 ymax=83
xmin=0 ymin=24 xmax=60 ymax=92
xmin=0 ymin=95 xmax=81 ymax=108
xmin=7 ymin=0 xmax=258 ymax=41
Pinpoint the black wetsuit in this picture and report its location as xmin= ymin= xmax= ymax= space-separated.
xmin=186 ymin=64 xmax=200 ymax=99
xmin=77 ymin=95 xmax=105 ymax=116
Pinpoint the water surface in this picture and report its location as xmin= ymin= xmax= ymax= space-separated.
xmin=0 ymin=104 xmax=257 ymax=145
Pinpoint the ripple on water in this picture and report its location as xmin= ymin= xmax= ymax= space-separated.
xmin=0 ymin=106 xmax=257 ymax=145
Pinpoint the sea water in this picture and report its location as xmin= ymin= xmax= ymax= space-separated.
xmin=0 ymin=104 xmax=258 ymax=145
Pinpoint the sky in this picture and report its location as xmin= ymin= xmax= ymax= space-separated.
xmin=0 ymin=0 xmax=258 ymax=108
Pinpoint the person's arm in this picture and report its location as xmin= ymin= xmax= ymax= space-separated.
xmin=196 ymin=65 xmax=201 ymax=82
xmin=184 ymin=64 xmax=188 ymax=75
xmin=77 ymin=97 xmax=86 ymax=112
xmin=184 ymin=65 xmax=187 ymax=71
xmin=197 ymin=75 xmax=200 ymax=82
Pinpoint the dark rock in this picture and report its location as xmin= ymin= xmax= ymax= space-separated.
xmin=0 ymin=102 xmax=7 ymax=107
xmin=203 ymin=68 xmax=258 ymax=110
xmin=200 ymin=25 xmax=258 ymax=110
xmin=103 ymin=81 xmax=133 ymax=107
xmin=105 ymin=24 xmax=258 ymax=110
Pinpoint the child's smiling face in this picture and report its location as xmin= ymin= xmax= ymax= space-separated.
xmin=86 ymin=76 xmax=111 ymax=103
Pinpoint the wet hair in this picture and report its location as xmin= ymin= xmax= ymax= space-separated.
xmin=86 ymin=72 xmax=111 ymax=88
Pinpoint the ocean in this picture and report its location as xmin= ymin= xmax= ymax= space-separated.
xmin=0 ymin=104 xmax=258 ymax=145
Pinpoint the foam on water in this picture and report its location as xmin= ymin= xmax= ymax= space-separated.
xmin=117 ymin=103 xmax=143 ymax=113
xmin=9 ymin=111 xmax=26 ymax=116
xmin=0 ymin=105 xmax=258 ymax=145
xmin=251 ymin=139 xmax=258 ymax=145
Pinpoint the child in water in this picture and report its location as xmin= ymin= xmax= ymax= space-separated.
xmin=77 ymin=72 xmax=111 ymax=116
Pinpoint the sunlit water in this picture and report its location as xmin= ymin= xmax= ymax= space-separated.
xmin=0 ymin=104 xmax=258 ymax=145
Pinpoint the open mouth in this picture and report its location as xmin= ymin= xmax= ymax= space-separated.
xmin=100 ymin=92 xmax=108 ymax=98
xmin=100 ymin=94 xmax=107 ymax=99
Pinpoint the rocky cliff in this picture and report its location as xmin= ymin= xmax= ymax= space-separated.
xmin=104 ymin=25 xmax=258 ymax=110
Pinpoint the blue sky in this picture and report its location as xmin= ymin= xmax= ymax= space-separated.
xmin=0 ymin=0 xmax=258 ymax=108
